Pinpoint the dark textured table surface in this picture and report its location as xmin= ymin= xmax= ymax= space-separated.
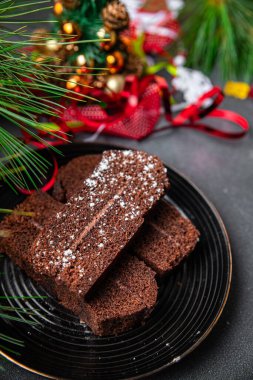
xmin=2 ymin=94 xmax=252 ymax=380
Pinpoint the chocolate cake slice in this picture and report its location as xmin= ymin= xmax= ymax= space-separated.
xmin=31 ymin=150 xmax=169 ymax=298
xmin=52 ymin=154 xmax=102 ymax=202
xmin=81 ymin=255 xmax=157 ymax=336
xmin=133 ymin=201 xmax=200 ymax=276
xmin=1 ymin=191 xmax=158 ymax=336
xmin=0 ymin=192 xmax=63 ymax=270
xmin=54 ymin=155 xmax=200 ymax=276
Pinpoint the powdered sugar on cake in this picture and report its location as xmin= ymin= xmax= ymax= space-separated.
xmin=31 ymin=149 xmax=169 ymax=296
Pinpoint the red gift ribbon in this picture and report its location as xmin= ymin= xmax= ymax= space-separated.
xmin=49 ymin=75 xmax=162 ymax=140
xmin=19 ymin=75 xmax=249 ymax=193
xmin=17 ymin=155 xmax=59 ymax=195
xmin=154 ymin=84 xmax=250 ymax=139
xmin=57 ymin=76 xmax=249 ymax=140
xmin=21 ymin=75 xmax=249 ymax=144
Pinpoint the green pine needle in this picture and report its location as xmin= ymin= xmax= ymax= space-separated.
xmin=51 ymin=0 xmax=107 ymax=64
xmin=0 ymin=1 xmax=98 ymax=360
xmin=179 ymin=0 xmax=253 ymax=81
xmin=0 ymin=0 xmax=96 ymax=190
xmin=0 ymin=208 xmax=35 ymax=216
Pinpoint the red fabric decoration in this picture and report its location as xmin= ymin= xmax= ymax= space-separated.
xmin=128 ymin=10 xmax=180 ymax=54
xmin=59 ymin=75 xmax=162 ymax=140
xmin=19 ymin=75 xmax=249 ymax=193
xmin=22 ymin=75 xmax=249 ymax=146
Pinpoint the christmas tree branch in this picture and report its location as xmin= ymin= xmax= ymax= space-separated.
xmin=180 ymin=0 xmax=253 ymax=80
xmin=0 ymin=0 xmax=100 ymax=190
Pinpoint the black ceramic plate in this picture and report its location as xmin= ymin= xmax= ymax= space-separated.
xmin=0 ymin=143 xmax=232 ymax=380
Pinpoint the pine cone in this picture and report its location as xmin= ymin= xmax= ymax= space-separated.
xmin=125 ymin=54 xmax=145 ymax=77
xmin=62 ymin=0 xmax=80 ymax=10
xmin=102 ymin=0 xmax=129 ymax=31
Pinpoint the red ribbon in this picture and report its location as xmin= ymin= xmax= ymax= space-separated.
xmin=155 ymin=84 xmax=250 ymax=139
xmin=21 ymin=75 xmax=249 ymax=144
xmin=19 ymin=74 xmax=249 ymax=193
xmin=57 ymin=76 xmax=249 ymax=140
xmin=18 ymin=155 xmax=59 ymax=195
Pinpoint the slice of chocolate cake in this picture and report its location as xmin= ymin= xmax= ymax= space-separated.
xmin=0 ymin=192 xmax=63 ymax=270
xmin=54 ymin=155 xmax=199 ymax=276
xmin=52 ymin=154 xmax=102 ymax=202
xmin=1 ymin=191 xmax=158 ymax=336
xmin=81 ymin=255 xmax=157 ymax=336
xmin=133 ymin=201 xmax=200 ymax=276
xmin=31 ymin=150 xmax=169 ymax=298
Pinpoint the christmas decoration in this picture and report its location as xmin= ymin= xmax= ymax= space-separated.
xmin=106 ymin=51 xmax=125 ymax=74
xmin=0 ymin=0 xmax=95 ymax=366
xmin=28 ymin=0 xmax=250 ymax=148
xmin=36 ymin=0 xmax=145 ymax=93
xmin=122 ymin=0 xmax=180 ymax=54
xmin=224 ymin=82 xmax=251 ymax=100
xmin=54 ymin=1 xmax=64 ymax=16
xmin=22 ymin=74 xmax=249 ymax=148
xmin=106 ymin=74 xmax=125 ymax=93
xmin=172 ymin=67 xmax=213 ymax=104
xmin=102 ymin=0 xmax=129 ymax=30
xmin=62 ymin=21 xmax=81 ymax=39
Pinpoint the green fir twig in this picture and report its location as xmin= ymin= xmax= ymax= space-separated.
xmin=0 ymin=0 xmax=96 ymax=191
xmin=179 ymin=0 xmax=253 ymax=80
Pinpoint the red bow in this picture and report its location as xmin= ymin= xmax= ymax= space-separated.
xmin=156 ymin=80 xmax=249 ymax=139
xmin=22 ymin=75 xmax=249 ymax=144
xmin=20 ymin=74 xmax=249 ymax=193
xmin=50 ymin=75 xmax=249 ymax=141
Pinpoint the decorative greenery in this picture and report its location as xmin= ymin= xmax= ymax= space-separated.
xmin=48 ymin=0 xmax=144 ymax=91
xmin=0 ymin=0 xmax=97 ymax=364
xmin=0 ymin=0 xmax=96 ymax=191
xmin=179 ymin=0 xmax=253 ymax=80
xmin=52 ymin=0 xmax=107 ymax=64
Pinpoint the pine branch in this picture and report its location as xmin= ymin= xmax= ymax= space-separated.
xmin=179 ymin=0 xmax=253 ymax=80
xmin=0 ymin=0 xmax=95 ymax=190
xmin=51 ymin=0 xmax=107 ymax=64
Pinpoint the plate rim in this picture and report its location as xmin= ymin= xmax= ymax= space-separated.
xmin=0 ymin=141 xmax=232 ymax=380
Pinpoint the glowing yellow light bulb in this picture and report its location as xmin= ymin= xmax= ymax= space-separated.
xmin=46 ymin=39 xmax=59 ymax=52
xmin=66 ymin=75 xmax=80 ymax=90
xmin=76 ymin=54 xmax=86 ymax=66
xmin=63 ymin=22 xmax=74 ymax=35
xmin=97 ymin=28 xmax=106 ymax=39
xmin=106 ymin=55 xmax=116 ymax=65
xmin=54 ymin=2 xmax=64 ymax=16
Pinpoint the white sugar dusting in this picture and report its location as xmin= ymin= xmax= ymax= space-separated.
xmin=85 ymin=178 xmax=96 ymax=187
xmin=122 ymin=150 xmax=133 ymax=156
xmin=97 ymin=158 xmax=109 ymax=172
xmin=64 ymin=249 xmax=72 ymax=256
